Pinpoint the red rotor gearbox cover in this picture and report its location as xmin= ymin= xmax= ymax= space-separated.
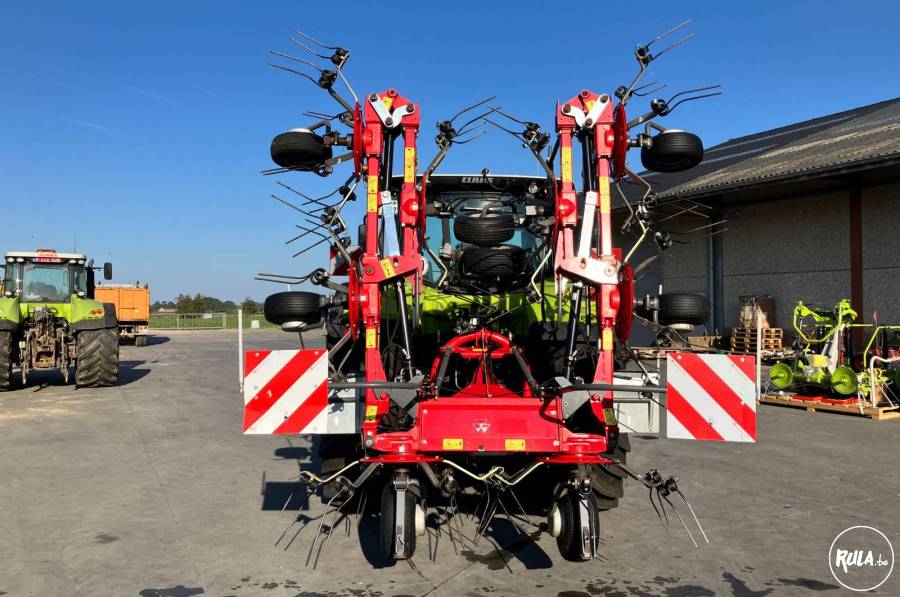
xmin=616 ymin=263 xmax=634 ymax=342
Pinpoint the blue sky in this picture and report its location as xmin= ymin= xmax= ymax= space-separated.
xmin=1 ymin=1 xmax=897 ymax=302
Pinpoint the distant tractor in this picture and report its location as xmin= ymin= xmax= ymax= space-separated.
xmin=0 ymin=249 xmax=120 ymax=389
xmin=95 ymin=284 xmax=151 ymax=346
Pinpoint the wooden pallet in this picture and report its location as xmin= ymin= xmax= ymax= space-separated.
xmin=731 ymin=326 xmax=783 ymax=353
xmin=759 ymin=393 xmax=900 ymax=421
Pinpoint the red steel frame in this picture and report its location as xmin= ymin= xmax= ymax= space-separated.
xmin=344 ymin=88 xmax=626 ymax=462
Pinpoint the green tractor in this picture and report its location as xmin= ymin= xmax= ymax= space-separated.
xmin=0 ymin=249 xmax=120 ymax=389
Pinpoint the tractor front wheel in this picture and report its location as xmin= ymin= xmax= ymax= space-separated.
xmin=0 ymin=331 xmax=12 ymax=391
xmin=75 ymin=328 xmax=119 ymax=387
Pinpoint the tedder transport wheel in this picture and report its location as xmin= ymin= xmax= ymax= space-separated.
xmin=135 ymin=335 xmax=148 ymax=347
xmin=75 ymin=328 xmax=119 ymax=387
xmin=556 ymin=490 xmax=600 ymax=562
xmin=657 ymin=293 xmax=711 ymax=326
xmin=270 ymin=129 xmax=332 ymax=171
xmin=0 ymin=331 xmax=12 ymax=391
xmin=453 ymin=212 xmax=515 ymax=246
xmin=379 ymin=481 xmax=417 ymax=560
xmin=641 ymin=130 xmax=704 ymax=173
xmin=264 ymin=291 xmax=322 ymax=326
xmin=591 ymin=433 xmax=631 ymax=510
xmin=461 ymin=245 xmax=524 ymax=278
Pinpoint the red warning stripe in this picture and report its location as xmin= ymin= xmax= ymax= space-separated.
xmin=242 ymin=350 xmax=321 ymax=432
xmin=675 ymin=353 xmax=757 ymax=439
xmin=244 ymin=350 xmax=271 ymax=378
xmin=273 ymin=378 xmax=329 ymax=434
xmin=668 ymin=385 xmax=725 ymax=441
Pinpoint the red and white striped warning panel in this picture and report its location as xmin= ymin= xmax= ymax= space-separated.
xmin=242 ymin=349 xmax=330 ymax=435
xmin=666 ymin=353 xmax=757 ymax=442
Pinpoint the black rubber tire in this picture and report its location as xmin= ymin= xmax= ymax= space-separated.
xmin=641 ymin=131 xmax=704 ymax=173
xmin=75 ymin=328 xmax=119 ymax=387
xmin=0 ymin=331 xmax=11 ymax=391
xmin=556 ymin=491 xmax=600 ymax=562
xmin=657 ymin=293 xmax=711 ymax=326
xmin=591 ymin=433 xmax=631 ymax=510
xmin=134 ymin=335 xmax=147 ymax=347
xmin=317 ymin=434 xmax=360 ymax=502
xmin=461 ymin=245 xmax=524 ymax=278
xmin=453 ymin=212 xmax=515 ymax=246
xmin=379 ymin=482 xmax=416 ymax=560
xmin=270 ymin=130 xmax=332 ymax=170
xmin=264 ymin=291 xmax=322 ymax=326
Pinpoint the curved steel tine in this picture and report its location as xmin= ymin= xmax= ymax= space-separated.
xmin=449 ymin=95 xmax=497 ymax=124
xmin=269 ymin=50 xmax=323 ymax=72
xmin=645 ymin=19 xmax=692 ymax=49
xmin=668 ymin=91 xmax=723 ymax=113
xmin=454 ymin=129 xmax=489 ymax=145
xmin=668 ymin=84 xmax=722 ymax=102
xmin=269 ymin=63 xmax=319 ymax=85
xmin=290 ymin=37 xmax=331 ymax=60
xmin=677 ymin=490 xmax=709 ymax=544
xmin=296 ymin=30 xmax=341 ymax=50
xmin=661 ymin=493 xmax=697 ymax=548
xmin=482 ymin=117 xmax=525 ymax=140
xmin=457 ymin=108 xmax=499 ymax=135
xmin=649 ymin=488 xmax=666 ymax=526
xmin=293 ymin=237 xmax=328 ymax=258
xmin=495 ymin=494 xmax=525 ymax=536
xmin=632 ymin=83 xmax=667 ymax=97
xmin=652 ymin=33 xmax=695 ymax=61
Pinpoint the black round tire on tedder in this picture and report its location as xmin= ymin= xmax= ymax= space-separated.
xmin=657 ymin=293 xmax=711 ymax=326
xmin=379 ymin=482 xmax=417 ymax=560
xmin=75 ymin=328 xmax=119 ymax=387
xmin=641 ymin=130 xmax=704 ymax=173
xmin=453 ymin=212 xmax=515 ymax=246
xmin=556 ymin=490 xmax=600 ymax=562
xmin=264 ymin=291 xmax=323 ymax=326
xmin=270 ymin=130 xmax=332 ymax=171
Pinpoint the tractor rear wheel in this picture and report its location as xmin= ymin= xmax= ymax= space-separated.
xmin=591 ymin=433 xmax=631 ymax=510
xmin=75 ymin=328 xmax=119 ymax=387
xmin=0 ymin=331 xmax=12 ymax=391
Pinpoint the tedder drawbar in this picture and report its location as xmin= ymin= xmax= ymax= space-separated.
xmin=243 ymin=22 xmax=756 ymax=563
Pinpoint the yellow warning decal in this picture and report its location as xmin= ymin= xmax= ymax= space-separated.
xmin=561 ymin=146 xmax=573 ymax=184
xmin=603 ymin=408 xmax=617 ymax=426
xmin=602 ymin=328 xmax=614 ymax=351
xmin=598 ymin=176 xmax=611 ymax=213
xmin=443 ymin=438 xmax=463 ymax=450
xmin=505 ymin=439 xmax=526 ymax=451
xmin=365 ymin=328 xmax=377 ymax=349
xmin=367 ymin=175 xmax=379 ymax=212
xmin=380 ymin=259 xmax=396 ymax=278
xmin=382 ymin=96 xmax=394 ymax=111
xmin=404 ymin=147 xmax=416 ymax=183
xmin=365 ymin=405 xmax=378 ymax=423
xmin=585 ymin=99 xmax=596 ymax=112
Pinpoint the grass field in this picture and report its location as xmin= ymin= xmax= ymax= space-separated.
xmin=149 ymin=312 xmax=278 ymax=329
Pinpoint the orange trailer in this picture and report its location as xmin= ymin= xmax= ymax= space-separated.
xmin=94 ymin=284 xmax=151 ymax=346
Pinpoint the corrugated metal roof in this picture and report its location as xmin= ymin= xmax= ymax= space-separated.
xmin=621 ymin=96 xmax=900 ymax=202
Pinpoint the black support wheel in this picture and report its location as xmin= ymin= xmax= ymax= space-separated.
xmin=591 ymin=433 xmax=631 ymax=510
xmin=453 ymin=212 xmax=515 ymax=246
xmin=75 ymin=328 xmax=120 ymax=387
xmin=556 ymin=490 xmax=600 ymax=562
xmin=270 ymin=129 xmax=332 ymax=171
xmin=135 ymin=335 xmax=147 ymax=347
xmin=657 ymin=293 xmax=711 ymax=326
xmin=0 ymin=331 xmax=12 ymax=391
xmin=379 ymin=481 xmax=417 ymax=560
xmin=641 ymin=130 xmax=704 ymax=173
xmin=264 ymin=291 xmax=323 ymax=326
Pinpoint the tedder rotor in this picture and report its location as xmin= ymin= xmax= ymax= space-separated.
xmin=243 ymin=23 xmax=754 ymax=564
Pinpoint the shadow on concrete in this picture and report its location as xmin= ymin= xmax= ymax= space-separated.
xmin=117 ymin=360 xmax=152 ymax=385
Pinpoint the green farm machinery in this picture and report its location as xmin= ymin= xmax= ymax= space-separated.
xmin=768 ymin=298 xmax=900 ymax=404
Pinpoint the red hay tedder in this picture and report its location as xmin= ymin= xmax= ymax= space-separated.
xmin=243 ymin=21 xmax=755 ymax=564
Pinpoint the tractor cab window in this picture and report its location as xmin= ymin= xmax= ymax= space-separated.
xmin=21 ymin=263 xmax=71 ymax=302
xmin=72 ymin=266 xmax=87 ymax=295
